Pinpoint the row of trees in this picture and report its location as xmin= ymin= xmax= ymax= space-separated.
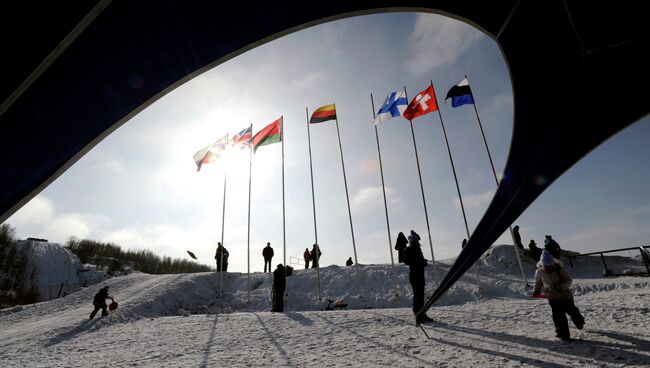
xmin=0 ymin=224 xmax=40 ymax=306
xmin=64 ymin=237 xmax=212 ymax=274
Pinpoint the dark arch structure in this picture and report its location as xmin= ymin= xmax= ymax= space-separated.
xmin=1 ymin=1 xmax=649 ymax=308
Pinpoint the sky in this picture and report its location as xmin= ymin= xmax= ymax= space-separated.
xmin=4 ymin=12 xmax=650 ymax=272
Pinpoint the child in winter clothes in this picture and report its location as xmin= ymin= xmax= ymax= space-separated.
xmin=533 ymin=250 xmax=585 ymax=340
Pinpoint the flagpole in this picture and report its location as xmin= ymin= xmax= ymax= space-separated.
xmin=306 ymin=107 xmax=322 ymax=300
xmin=370 ymin=94 xmax=395 ymax=271
xmin=403 ymin=87 xmax=438 ymax=286
xmin=220 ymin=172 xmax=227 ymax=300
xmin=429 ymin=80 xmax=481 ymax=291
xmin=281 ymin=117 xmax=286 ymax=267
xmin=464 ymin=75 xmax=528 ymax=287
xmin=334 ymin=107 xmax=358 ymax=266
xmin=247 ymin=142 xmax=253 ymax=303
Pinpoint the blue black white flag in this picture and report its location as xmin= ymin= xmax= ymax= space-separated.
xmin=372 ymin=90 xmax=408 ymax=126
xmin=445 ymin=78 xmax=475 ymax=108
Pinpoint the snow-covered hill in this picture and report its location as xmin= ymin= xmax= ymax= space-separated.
xmin=1 ymin=245 xmax=649 ymax=367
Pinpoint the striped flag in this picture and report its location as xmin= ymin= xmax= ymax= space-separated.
xmin=253 ymin=117 xmax=282 ymax=152
xmin=445 ymin=78 xmax=475 ymax=107
xmin=310 ymin=104 xmax=337 ymax=124
xmin=193 ymin=133 xmax=229 ymax=172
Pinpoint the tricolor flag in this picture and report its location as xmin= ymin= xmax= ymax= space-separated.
xmin=253 ymin=117 xmax=282 ymax=152
xmin=372 ymin=90 xmax=407 ymax=126
xmin=193 ymin=133 xmax=229 ymax=172
xmin=232 ymin=124 xmax=253 ymax=149
xmin=310 ymin=104 xmax=337 ymax=124
xmin=403 ymin=85 xmax=439 ymax=120
xmin=445 ymin=78 xmax=475 ymax=108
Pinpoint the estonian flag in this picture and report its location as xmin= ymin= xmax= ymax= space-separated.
xmin=445 ymin=78 xmax=475 ymax=108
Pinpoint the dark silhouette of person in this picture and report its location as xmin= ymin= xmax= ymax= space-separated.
xmin=512 ymin=225 xmax=524 ymax=249
xmin=223 ymin=247 xmax=229 ymax=272
xmin=394 ymin=232 xmax=408 ymax=263
xmin=271 ymin=264 xmax=286 ymax=312
xmin=346 ymin=257 xmax=353 ymax=266
xmin=303 ymin=248 xmax=311 ymax=269
xmin=403 ymin=230 xmax=433 ymax=324
xmin=528 ymin=239 xmax=542 ymax=261
xmin=461 ymin=238 xmax=467 ymax=249
xmin=533 ymin=250 xmax=585 ymax=340
xmin=310 ymin=244 xmax=322 ymax=268
xmin=89 ymin=285 xmax=113 ymax=319
xmin=263 ymin=242 xmax=274 ymax=273
xmin=544 ymin=235 xmax=562 ymax=259
xmin=215 ymin=242 xmax=225 ymax=272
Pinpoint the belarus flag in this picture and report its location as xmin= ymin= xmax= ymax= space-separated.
xmin=403 ymin=85 xmax=438 ymax=120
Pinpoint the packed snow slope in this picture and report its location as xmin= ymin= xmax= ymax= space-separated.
xmin=1 ymin=245 xmax=649 ymax=367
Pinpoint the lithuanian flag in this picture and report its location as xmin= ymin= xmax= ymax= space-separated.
xmin=310 ymin=104 xmax=337 ymax=124
xmin=253 ymin=116 xmax=282 ymax=152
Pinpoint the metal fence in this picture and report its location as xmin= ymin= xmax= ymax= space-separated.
xmin=566 ymin=245 xmax=650 ymax=277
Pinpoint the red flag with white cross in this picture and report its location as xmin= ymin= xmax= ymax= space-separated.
xmin=403 ymin=85 xmax=439 ymax=120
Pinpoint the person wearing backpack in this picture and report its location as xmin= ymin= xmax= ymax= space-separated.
xmin=403 ymin=230 xmax=433 ymax=325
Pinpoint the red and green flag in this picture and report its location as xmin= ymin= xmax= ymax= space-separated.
xmin=253 ymin=116 xmax=282 ymax=152
xmin=310 ymin=104 xmax=337 ymax=124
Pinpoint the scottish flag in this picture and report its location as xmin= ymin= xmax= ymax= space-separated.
xmin=372 ymin=90 xmax=407 ymax=126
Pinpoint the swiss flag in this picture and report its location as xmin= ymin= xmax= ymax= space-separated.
xmin=403 ymin=85 xmax=438 ymax=120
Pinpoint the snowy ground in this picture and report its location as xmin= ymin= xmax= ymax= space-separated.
xmin=1 ymin=245 xmax=649 ymax=367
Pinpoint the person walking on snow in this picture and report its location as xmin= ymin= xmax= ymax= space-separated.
xmin=394 ymin=232 xmax=408 ymax=263
xmin=271 ymin=264 xmax=286 ymax=312
xmin=532 ymin=250 xmax=585 ymax=340
xmin=303 ymin=248 xmax=311 ymax=269
xmin=403 ymin=230 xmax=433 ymax=325
xmin=89 ymin=285 xmax=113 ymax=319
xmin=263 ymin=242 xmax=274 ymax=273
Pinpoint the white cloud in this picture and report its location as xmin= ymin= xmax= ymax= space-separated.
xmin=92 ymin=160 xmax=124 ymax=173
xmin=452 ymin=190 xmax=494 ymax=210
xmin=9 ymin=196 xmax=55 ymax=227
xmin=352 ymin=186 xmax=402 ymax=212
xmin=405 ymin=14 xmax=483 ymax=76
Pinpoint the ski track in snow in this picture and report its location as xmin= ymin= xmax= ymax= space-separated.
xmin=1 ymin=245 xmax=649 ymax=367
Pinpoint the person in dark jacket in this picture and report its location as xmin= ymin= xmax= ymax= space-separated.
xmin=512 ymin=225 xmax=524 ymax=249
xmin=214 ymin=242 xmax=225 ymax=272
xmin=394 ymin=232 xmax=408 ymax=263
xmin=533 ymin=250 xmax=584 ymax=340
xmin=263 ymin=242 xmax=274 ymax=273
xmin=303 ymin=248 xmax=311 ymax=269
xmin=223 ymin=247 xmax=229 ymax=272
xmin=345 ymin=257 xmax=353 ymax=266
xmin=310 ymin=244 xmax=322 ymax=268
xmin=544 ymin=235 xmax=562 ymax=259
xmin=403 ymin=231 xmax=433 ymax=325
xmin=271 ymin=264 xmax=286 ymax=312
xmin=528 ymin=239 xmax=542 ymax=261
xmin=89 ymin=285 xmax=113 ymax=320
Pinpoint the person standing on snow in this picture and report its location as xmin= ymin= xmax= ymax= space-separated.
xmin=403 ymin=230 xmax=433 ymax=325
xmin=271 ymin=264 xmax=286 ymax=312
xmin=544 ymin=235 xmax=562 ymax=259
xmin=89 ymin=285 xmax=113 ymax=319
xmin=310 ymin=244 xmax=322 ymax=268
xmin=215 ymin=242 xmax=225 ymax=272
xmin=532 ymin=250 xmax=585 ymax=340
xmin=263 ymin=242 xmax=274 ymax=273
xmin=394 ymin=232 xmax=408 ymax=263
xmin=346 ymin=257 xmax=353 ymax=266
xmin=303 ymin=248 xmax=311 ymax=269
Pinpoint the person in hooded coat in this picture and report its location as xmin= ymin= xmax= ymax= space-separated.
xmin=345 ymin=257 xmax=353 ymax=266
xmin=533 ymin=250 xmax=585 ymax=340
xmin=90 ymin=285 xmax=113 ymax=319
xmin=271 ymin=264 xmax=286 ymax=312
xmin=544 ymin=235 xmax=562 ymax=259
xmin=310 ymin=244 xmax=322 ymax=268
xmin=394 ymin=232 xmax=408 ymax=263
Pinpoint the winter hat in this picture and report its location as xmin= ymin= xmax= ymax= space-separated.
xmin=540 ymin=250 xmax=555 ymax=266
